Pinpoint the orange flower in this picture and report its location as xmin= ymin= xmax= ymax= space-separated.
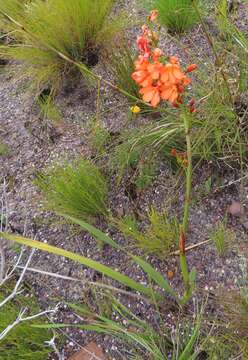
xmin=160 ymin=83 xmax=179 ymax=104
xmin=140 ymin=86 xmax=160 ymax=107
xmin=147 ymin=62 xmax=162 ymax=80
xmin=132 ymin=23 xmax=196 ymax=107
xmin=160 ymin=59 xmax=191 ymax=86
xmin=137 ymin=35 xmax=151 ymax=58
xmin=148 ymin=9 xmax=158 ymax=22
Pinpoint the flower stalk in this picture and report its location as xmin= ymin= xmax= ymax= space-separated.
xmin=179 ymin=111 xmax=193 ymax=294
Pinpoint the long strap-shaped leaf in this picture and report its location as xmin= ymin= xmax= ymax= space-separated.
xmin=63 ymin=215 xmax=178 ymax=302
xmin=0 ymin=232 xmax=153 ymax=298
xmin=62 ymin=214 xmax=120 ymax=249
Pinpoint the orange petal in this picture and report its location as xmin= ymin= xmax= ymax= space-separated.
xmin=140 ymin=75 xmax=153 ymax=87
xmin=161 ymin=87 xmax=174 ymax=101
xmin=160 ymin=70 xmax=169 ymax=83
xmin=151 ymin=91 xmax=160 ymax=107
xmin=168 ymin=88 xmax=179 ymax=103
xmin=169 ymin=56 xmax=179 ymax=64
xmin=132 ymin=70 xmax=148 ymax=84
xmin=140 ymin=86 xmax=156 ymax=102
xmin=182 ymin=77 xmax=191 ymax=85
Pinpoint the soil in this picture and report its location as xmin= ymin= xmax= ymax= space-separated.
xmin=0 ymin=1 xmax=248 ymax=359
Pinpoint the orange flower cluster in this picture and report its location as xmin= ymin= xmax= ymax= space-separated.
xmin=132 ymin=11 xmax=197 ymax=108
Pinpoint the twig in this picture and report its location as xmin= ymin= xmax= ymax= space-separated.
xmin=0 ymin=248 xmax=35 ymax=308
xmin=45 ymin=331 xmax=65 ymax=360
xmin=0 ymin=178 xmax=8 ymax=282
xmin=0 ymin=307 xmax=57 ymax=341
xmin=170 ymin=239 xmax=211 ymax=256
xmin=15 ymin=265 xmax=147 ymax=301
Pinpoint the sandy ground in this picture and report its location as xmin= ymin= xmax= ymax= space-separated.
xmin=0 ymin=0 xmax=248 ymax=358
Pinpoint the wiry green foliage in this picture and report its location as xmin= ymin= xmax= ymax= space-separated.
xmin=210 ymin=220 xmax=235 ymax=257
xmin=117 ymin=208 xmax=179 ymax=255
xmin=0 ymin=285 xmax=52 ymax=360
xmin=35 ymin=158 xmax=108 ymax=221
xmin=89 ymin=120 xmax=111 ymax=155
xmin=67 ymin=295 xmax=172 ymax=360
xmin=148 ymin=0 xmax=199 ymax=33
xmin=110 ymin=120 xmax=184 ymax=183
xmin=34 ymin=293 xmax=204 ymax=359
xmin=0 ymin=0 xmax=123 ymax=93
xmin=104 ymin=39 xmax=140 ymax=103
xmin=0 ymin=0 xmax=27 ymax=28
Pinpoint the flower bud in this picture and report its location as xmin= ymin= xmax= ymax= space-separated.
xmin=148 ymin=9 xmax=158 ymax=22
xmin=186 ymin=64 xmax=197 ymax=73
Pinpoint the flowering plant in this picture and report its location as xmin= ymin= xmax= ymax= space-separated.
xmin=132 ymin=11 xmax=197 ymax=108
xmin=131 ymin=10 xmax=198 ymax=303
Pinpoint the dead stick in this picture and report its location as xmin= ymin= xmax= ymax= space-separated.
xmin=170 ymin=239 xmax=210 ymax=256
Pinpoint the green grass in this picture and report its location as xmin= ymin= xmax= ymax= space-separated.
xmin=109 ymin=120 xmax=184 ymax=183
xmin=0 ymin=142 xmax=9 ymax=156
xmin=117 ymin=208 xmax=179 ymax=255
xmin=210 ymin=220 xmax=235 ymax=257
xmin=34 ymin=292 xmax=203 ymax=359
xmin=35 ymin=158 xmax=109 ymax=221
xmin=146 ymin=0 xmax=199 ymax=33
xmin=103 ymin=38 xmax=140 ymax=104
xmin=0 ymin=0 xmax=124 ymax=93
xmin=89 ymin=121 xmax=111 ymax=155
xmin=0 ymin=284 xmax=53 ymax=360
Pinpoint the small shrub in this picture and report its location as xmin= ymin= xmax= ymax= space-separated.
xmin=117 ymin=208 xmax=179 ymax=255
xmin=210 ymin=220 xmax=235 ymax=257
xmin=35 ymin=158 xmax=108 ymax=221
xmin=147 ymin=0 xmax=199 ymax=33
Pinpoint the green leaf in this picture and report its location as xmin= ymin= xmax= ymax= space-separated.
xmin=189 ymin=267 xmax=197 ymax=287
xmin=65 ymin=215 xmax=178 ymax=302
xmin=178 ymin=319 xmax=200 ymax=360
xmin=62 ymin=214 xmax=120 ymax=249
xmin=133 ymin=256 xmax=179 ymax=301
xmin=0 ymin=232 xmax=153 ymax=298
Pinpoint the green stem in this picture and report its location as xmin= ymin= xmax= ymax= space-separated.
xmin=179 ymin=112 xmax=192 ymax=291
xmin=182 ymin=115 xmax=192 ymax=234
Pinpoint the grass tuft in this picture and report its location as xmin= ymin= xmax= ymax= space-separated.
xmin=147 ymin=0 xmax=199 ymax=33
xmin=35 ymin=158 xmax=108 ymax=221
xmin=210 ymin=219 xmax=235 ymax=257
xmin=117 ymin=208 xmax=179 ymax=255
xmin=0 ymin=0 xmax=124 ymax=93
